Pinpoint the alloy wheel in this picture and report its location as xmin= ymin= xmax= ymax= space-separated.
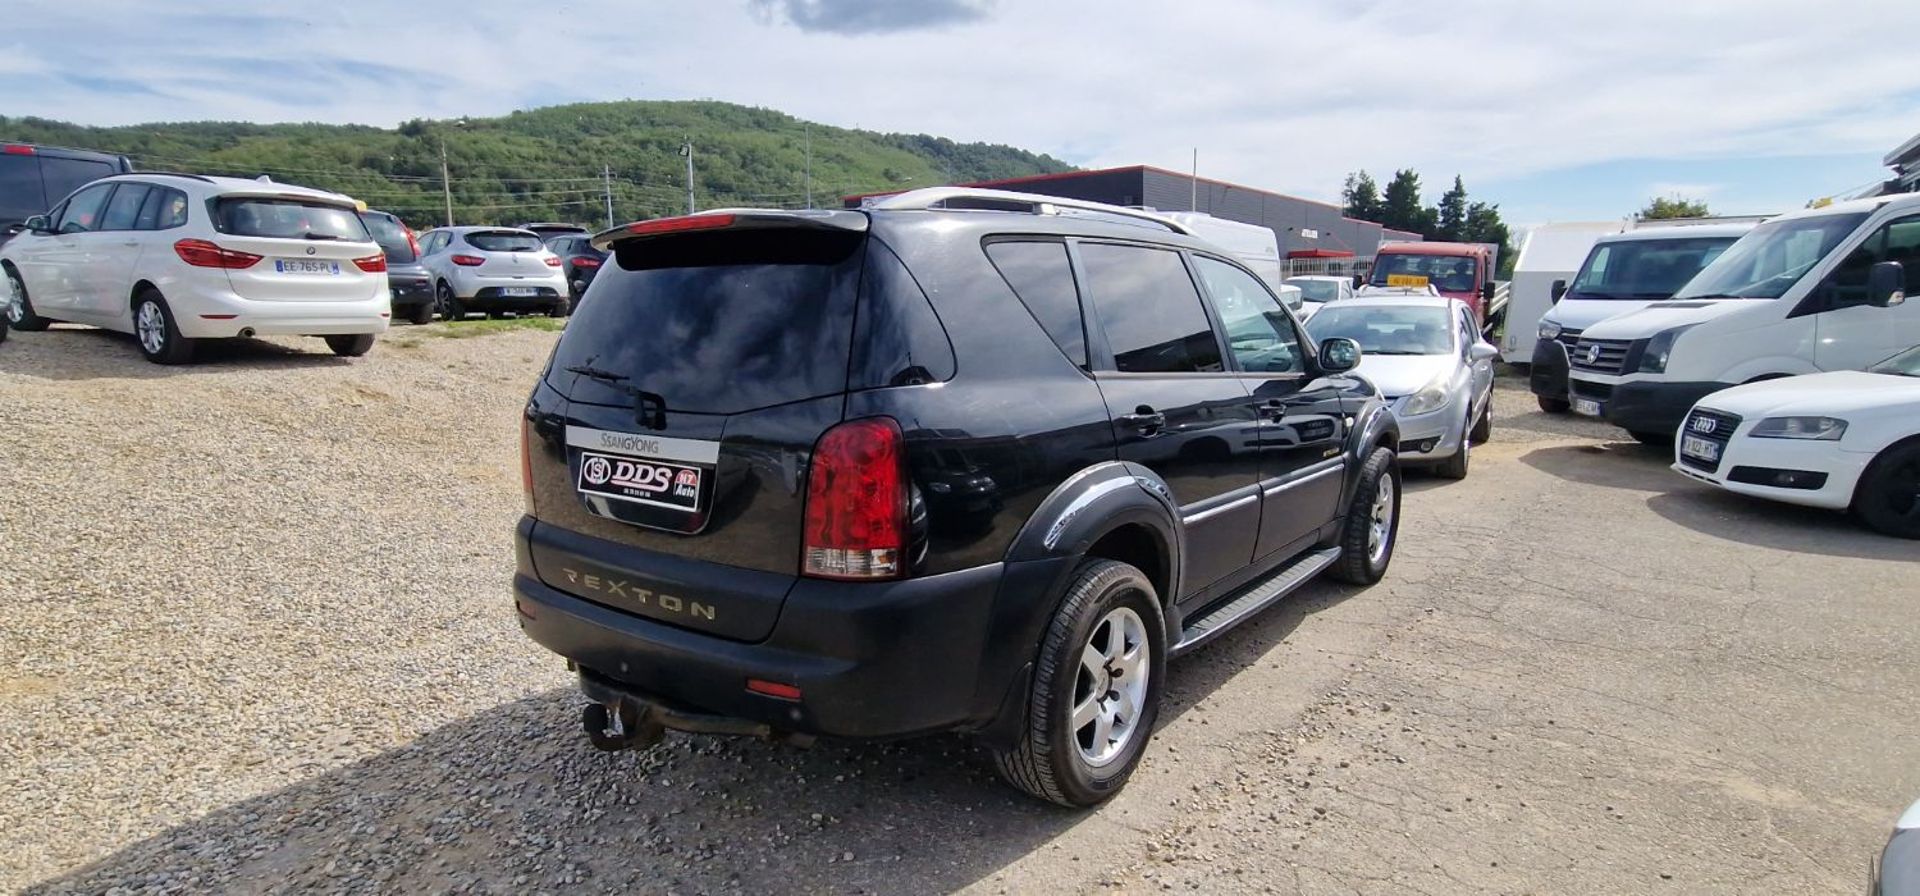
xmin=4 ymin=274 xmax=22 ymax=324
xmin=1367 ymin=470 xmax=1396 ymax=565
xmin=1072 ymin=606 xmax=1150 ymax=768
xmin=136 ymin=301 xmax=166 ymax=355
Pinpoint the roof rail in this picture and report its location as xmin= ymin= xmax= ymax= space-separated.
xmin=868 ymin=187 xmax=1192 ymax=235
xmin=115 ymin=170 xmax=217 ymax=184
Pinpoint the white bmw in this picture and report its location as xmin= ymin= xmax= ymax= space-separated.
xmin=1671 ymin=344 xmax=1920 ymax=538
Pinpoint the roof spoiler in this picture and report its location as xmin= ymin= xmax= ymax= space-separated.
xmin=591 ymin=208 xmax=868 ymax=250
xmin=866 ymin=187 xmax=1192 ymax=235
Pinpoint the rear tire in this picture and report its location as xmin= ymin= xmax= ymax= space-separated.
xmin=550 ymin=295 xmax=572 ymax=318
xmin=133 ymin=290 xmax=194 ymax=365
xmin=4 ymin=266 xmax=52 ymax=332
xmin=1330 ymin=447 xmax=1399 ymax=585
xmin=1536 ymin=396 xmax=1569 ymax=414
xmin=325 ymin=334 xmax=375 ymax=357
xmin=1852 ymin=441 xmax=1920 ymax=539
xmin=436 ymin=283 xmax=465 ymax=321
xmin=992 ymin=559 xmax=1165 ymax=808
xmin=407 ymin=303 xmax=433 ymax=325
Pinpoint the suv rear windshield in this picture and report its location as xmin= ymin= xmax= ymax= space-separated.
xmin=549 ymin=228 xmax=866 ymax=414
xmin=214 ymin=198 xmax=369 ymax=241
xmin=466 ymin=231 xmax=543 ymax=252
xmin=358 ymin=211 xmax=417 ymax=262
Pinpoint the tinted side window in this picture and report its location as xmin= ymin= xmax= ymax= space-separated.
xmin=1079 ymin=243 xmax=1223 ymax=374
xmin=1193 ymin=256 xmax=1301 ymax=373
xmin=850 ymin=239 xmax=955 ymax=388
xmin=55 ymin=182 xmax=114 ymax=233
xmin=40 ymin=157 xmax=116 ymax=207
xmin=0 ymin=154 xmax=46 ymax=223
xmin=100 ymin=184 xmax=151 ymax=231
xmin=985 ymin=240 xmax=1085 ymax=366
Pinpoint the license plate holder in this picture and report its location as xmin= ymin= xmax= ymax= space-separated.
xmin=1680 ymin=435 xmax=1722 ymax=463
xmin=1573 ymin=398 xmax=1602 ymax=417
xmin=502 ymin=286 xmax=539 ymax=297
xmin=576 ymin=450 xmax=705 ymax=514
xmin=275 ymin=258 xmax=341 ymax=275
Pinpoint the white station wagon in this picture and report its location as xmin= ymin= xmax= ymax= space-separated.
xmin=1 ymin=173 xmax=390 ymax=363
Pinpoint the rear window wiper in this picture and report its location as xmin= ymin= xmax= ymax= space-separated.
xmin=566 ymin=364 xmax=629 ymax=384
xmin=301 ymin=233 xmax=343 ymax=241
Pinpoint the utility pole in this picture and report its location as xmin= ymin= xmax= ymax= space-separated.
xmin=1190 ymin=147 xmax=1198 ymax=212
xmin=602 ymin=164 xmax=614 ymax=228
xmin=440 ymin=138 xmax=454 ymax=227
xmin=804 ymin=123 xmax=812 ymax=210
xmin=679 ymin=141 xmax=695 ymax=215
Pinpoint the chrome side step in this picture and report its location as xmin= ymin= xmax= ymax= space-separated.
xmin=1171 ymin=546 xmax=1341 ymax=657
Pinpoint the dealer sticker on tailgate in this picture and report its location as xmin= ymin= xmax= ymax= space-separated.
xmin=565 ymin=426 xmax=719 ymax=514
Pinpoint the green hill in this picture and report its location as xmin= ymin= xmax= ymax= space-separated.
xmin=0 ymin=100 xmax=1073 ymax=228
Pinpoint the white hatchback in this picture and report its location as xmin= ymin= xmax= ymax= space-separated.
xmin=417 ymin=226 xmax=570 ymax=320
xmin=1671 ymin=344 xmax=1920 ymax=538
xmin=1 ymin=173 xmax=389 ymax=363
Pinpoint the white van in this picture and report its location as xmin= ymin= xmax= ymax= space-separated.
xmin=1159 ymin=212 xmax=1284 ymax=291
xmin=1565 ymin=194 xmax=1919 ymax=441
xmin=1502 ymin=221 xmax=1622 ymax=362
xmin=1531 ymin=222 xmax=1757 ymax=411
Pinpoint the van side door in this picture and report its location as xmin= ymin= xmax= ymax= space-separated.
xmin=1799 ymin=213 xmax=1920 ymax=370
xmin=1075 ymin=240 xmax=1261 ymax=599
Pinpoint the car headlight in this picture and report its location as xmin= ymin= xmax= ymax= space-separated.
xmin=1749 ymin=416 xmax=1847 ymax=440
xmin=1400 ymin=374 xmax=1453 ymax=416
xmin=1637 ymin=324 xmax=1698 ymax=373
xmin=1538 ymin=319 xmax=1562 ymax=340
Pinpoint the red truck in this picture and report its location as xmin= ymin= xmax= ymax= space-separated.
xmin=1363 ymin=241 xmax=1508 ymax=331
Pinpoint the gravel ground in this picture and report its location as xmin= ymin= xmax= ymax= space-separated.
xmin=2 ymin=327 xmax=1915 ymax=895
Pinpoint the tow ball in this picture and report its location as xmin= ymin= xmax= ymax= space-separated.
xmin=582 ymin=698 xmax=665 ymax=752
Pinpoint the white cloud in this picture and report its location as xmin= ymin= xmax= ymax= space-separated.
xmin=2 ymin=0 xmax=1917 ymax=207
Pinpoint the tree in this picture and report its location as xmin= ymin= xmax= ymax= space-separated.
xmin=1639 ymin=196 xmax=1710 ymax=219
xmin=1435 ymin=175 xmax=1468 ymax=242
xmin=1342 ymin=171 xmax=1383 ymax=222
xmin=1381 ymin=169 xmax=1435 ymax=236
xmin=1461 ymin=201 xmax=1516 ymax=278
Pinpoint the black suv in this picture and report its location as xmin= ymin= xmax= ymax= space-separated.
xmin=513 ymin=190 xmax=1402 ymax=806
xmin=1 ymin=142 xmax=133 ymax=245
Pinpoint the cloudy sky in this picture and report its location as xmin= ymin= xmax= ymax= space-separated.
xmin=4 ymin=0 xmax=1917 ymax=222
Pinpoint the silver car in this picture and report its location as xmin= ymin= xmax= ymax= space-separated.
xmin=417 ymin=226 xmax=571 ymax=320
xmin=1306 ymin=294 xmax=1497 ymax=479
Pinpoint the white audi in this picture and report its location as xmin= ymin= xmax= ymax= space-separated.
xmin=1672 ymin=344 xmax=1920 ymax=538
xmin=1 ymin=173 xmax=390 ymax=363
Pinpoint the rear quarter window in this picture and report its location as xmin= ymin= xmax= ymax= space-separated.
xmin=850 ymin=239 xmax=954 ymax=388
xmin=549 ymin=228 xmax=866 ymax=414
xmin=214 ymin=198 xmax=369 ymax=241
xmin=985 ymin=239 xmax=1087 ymax=367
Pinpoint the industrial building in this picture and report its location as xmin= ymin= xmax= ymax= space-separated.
xmin=845 ymin=165 xmax=1420 ymax=273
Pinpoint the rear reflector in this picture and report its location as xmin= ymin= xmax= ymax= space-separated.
xmin=173 ymin=239 xmax=263 ymax=269
xmin=802 ymin=417 xmax=907 ymax=580
xmin=746 ymin=679 xmax=802 ymax=701
xmin=2 ymin=144 xmax=34 ymax=155
xmin=626 ymin=213 xmax=736 ymax=237
xmin=353 ymin=254 xmax=387 ymax=273
xmin=451 ymin=254 xmax=486 ymax=267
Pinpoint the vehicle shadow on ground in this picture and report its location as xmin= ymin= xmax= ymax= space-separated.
xmin=1518 ymin=441 xmax=1676 ymax=492
xmin=1 ymin=327 xmax=353 ymax=379
xmin=1645 ymin=487 xmax=1915 ymax=562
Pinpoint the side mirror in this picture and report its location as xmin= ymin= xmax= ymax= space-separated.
xmin=1469 ymin=343 xmax=1499 ymax=363
xmin=1869 ymin=261 xmax=1906 ymax=307
xmin=1550 ymin=279 xmax=1568 ymax=304
xmin=1480 ymin=281 xmax=1496 ymax=301
xmin=23 ymin=215 xmax=49 ymax=233
xmin=1319 ymin=337 xmax=1362 ymax=372
xmin=1351 ymin=274 xmax=1364 ymax=289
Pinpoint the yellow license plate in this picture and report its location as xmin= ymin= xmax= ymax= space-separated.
xmin=1386 ymin=274 xmax=1429 ymax=287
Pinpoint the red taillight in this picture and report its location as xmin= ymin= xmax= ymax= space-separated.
xmin=353 ymin=254 xmax=387 ymax=273
xmin=572 ymin=257 xmax=602 ymax=269
xmin=543 ymin=256 xmax=561 ymax=267
xmin=520 ymin=417 xmax=536 ymax=514
xmin=802 ymin=417 xmax=907 ymax=580
xmin=451 ymin=254 xmax=486 ymax=267
xmin=404 ymin=226 xmax=421 ymax=258
xmin=626 ymin=213 xmax=736 ymax=236
xmin=2 ymin=144 xmax=34 ymax=156
xmin=173 ymin=239 xmax=262 ymax=269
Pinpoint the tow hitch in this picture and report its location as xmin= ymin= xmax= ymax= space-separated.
xmin=580 ymin=694 xmax=817 ymax=752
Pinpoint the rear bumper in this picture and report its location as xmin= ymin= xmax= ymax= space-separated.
xmin=388 ymin=275 xmax=433 ymax=309
xmin=465 ymin=286 xmax=565 ymax=310
xmin=450 ymin=271 xmax=569 ymax=303
xmin=1529 ymin=338 xmax=1570 ymax=400
xmin=513 ymin=520 xmax=1068 ymax=740
xmin=173 ymin=289 xmax=391 ymax=338
xmin=1603 ymin=380 xmax=1731 ymax=436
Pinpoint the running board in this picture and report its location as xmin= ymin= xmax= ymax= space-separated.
xmin=1171 ymin=546 xmax=1341 ymax=657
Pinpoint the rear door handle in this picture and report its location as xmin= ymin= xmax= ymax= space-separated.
xmin=1117 ymin=406 xmax=1166 ymax=435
